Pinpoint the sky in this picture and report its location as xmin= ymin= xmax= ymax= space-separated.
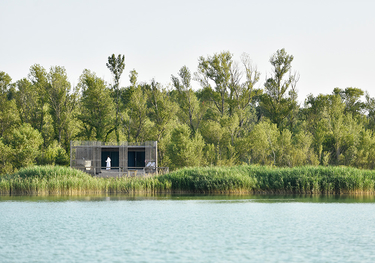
xmin=1 ymin=0 xmax=375 ymax=104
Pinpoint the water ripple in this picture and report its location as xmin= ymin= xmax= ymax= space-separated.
xmin=1 ymin=197 xmax=375 ymax=262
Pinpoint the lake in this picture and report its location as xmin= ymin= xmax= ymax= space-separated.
xmin=1 ymin=194 xmax=375 ymax=262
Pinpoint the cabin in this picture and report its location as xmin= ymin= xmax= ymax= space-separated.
xmin=70 ymin=141 xmax=167 ymax=177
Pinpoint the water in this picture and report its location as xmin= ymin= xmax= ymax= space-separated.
xmin=1 ymin=195 xmax=375 ymax=262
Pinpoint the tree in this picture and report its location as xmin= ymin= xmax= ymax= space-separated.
xmin=147 ymin=79 xmax=178 ymax=141
xmin=200 ymin=120 xmax=224 ymax=160
xmin=333 ymin=87 xmax=365 ymax=118
xmin=303 ymin=94 xmax=331 ymax=163
xmin=195 ymin=51 xmax=233 ymax=117
xmin=365 ymin=92 xmax=375 ymax=130
xmin=15 ymin=78 xmax=36 ymax=125
xmin=195 ymin=52 xmax=262 ymax=165
xmin=146 ymin=80 xmax=179 ymax=167
xmin=0 ymin=139 xmax=13 ymax=175
xmin=28 ymin=64 xmax=49 ymax=141
xmin=167 ymin=124 xmax=205 ymax=170
xmin=196 ymin=52 xmax=260 ymax=130
xmin=118 ymin=69 xmax=139 ymax=141
xmin=0 ymin=71 xmax=12 ymax=94
xmin=290 ymin=130 xmax=318 ymax=166
xmin=0 ymin=72 xmax=19 ymax=137
xmin=106 ymin=54 xmax=125 ymax=142
xmin=77 ymin=70 xmax=115 ymax=141
xmin=46 ymin=66 xmax=77 ymax=146
xmin=276 ymin=129 xmax=294 ymax=167
xmin=3 ymin=123 xmax=43 ymax=170
xmin=248 ymin=119 xmax=279 ymax=165
xmin=329 ymin=95 xmax=348 ymax=164
xmin=354 ymin=130 xmax=375 ymax=169
xmin=129 ymin=69 xmax=138 ymax=87
xmin=321 ymin=93 xmax=362 ymax=165
xmin=228 ymin=53 xmax=261 ymax=128
xmin=171 ymin=66 xmax=202 ymax=134
xmin=260 ymin=49 xmax=299 ymax=129
xmin=39 ymin=140 xmax=69 ymax=166
xmin=126 ymin=84 xmax=151 ymax=142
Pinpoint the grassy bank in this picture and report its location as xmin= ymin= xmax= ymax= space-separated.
xmin=1 ymin=165 xmax=375 ymax=195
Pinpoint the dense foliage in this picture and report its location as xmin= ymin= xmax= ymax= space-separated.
xmin=1 ymin=49 xmax=375 ymax=175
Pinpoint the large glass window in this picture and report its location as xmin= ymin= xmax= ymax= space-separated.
xmin=101 ymin=149 xmax=119 ymax=169
xmin=128 ymin=151 xmax=145 ymax=168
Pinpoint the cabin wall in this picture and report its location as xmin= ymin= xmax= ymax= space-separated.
xmin=70 ymin=141 xmax=158 ymax=175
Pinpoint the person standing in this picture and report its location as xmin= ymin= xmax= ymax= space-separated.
xmin=106 ymin=155 xmax=111 ymax=170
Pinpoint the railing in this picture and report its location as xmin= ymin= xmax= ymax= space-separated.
xmin=72 ymin=165 xmax=169 ymax=177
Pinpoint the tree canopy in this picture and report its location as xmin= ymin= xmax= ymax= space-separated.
xmin=1 ymin=49 xmax=375 ymax=175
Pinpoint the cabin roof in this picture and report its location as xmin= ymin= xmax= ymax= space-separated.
xmin=70 ymin=141 xmax=156 ymax=147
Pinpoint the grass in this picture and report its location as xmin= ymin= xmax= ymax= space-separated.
xmin=157 ymin=165 xmax=375 ymax=194
xmin=0 ymin=165 xmax=171 ymax=195
xmin=1 ymin=165 xmax=375 ymax=195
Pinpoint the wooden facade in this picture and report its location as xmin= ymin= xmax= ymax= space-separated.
xmin=70 ymin=141 xmax=164 ymax=177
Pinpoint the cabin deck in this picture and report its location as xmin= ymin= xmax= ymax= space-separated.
xmin=95 ymin=169 xmax=145 ymax=178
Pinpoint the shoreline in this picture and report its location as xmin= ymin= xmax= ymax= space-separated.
xmin=1 ymin=165 xmax=375 ymax=196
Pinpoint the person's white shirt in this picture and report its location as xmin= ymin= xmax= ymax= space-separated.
xmin=106 ymin=157 xmax=111 ymax=170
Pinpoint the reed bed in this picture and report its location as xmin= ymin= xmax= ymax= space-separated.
xmin=0 ymin=166 xmax=171 ymax=195
xmin=1 ymin=165 xmax=375 ymax=195
xmin=158 ymin=165 xmax=375 ymax=194
xmin=157 ymin=166 xmax=257 ymax=193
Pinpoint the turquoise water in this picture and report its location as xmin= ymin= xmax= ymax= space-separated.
xmin=1 ymin=195 xmax=375 ymax=262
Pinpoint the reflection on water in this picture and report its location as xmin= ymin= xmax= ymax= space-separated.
xmin=1 ymin=194 xmax=375 ymax=262
xmin=1 ymin=193 xmax=375 ymax=203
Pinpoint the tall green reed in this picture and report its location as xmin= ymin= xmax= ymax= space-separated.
xmin=1 ymin=165 xmax=375 ymax=195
